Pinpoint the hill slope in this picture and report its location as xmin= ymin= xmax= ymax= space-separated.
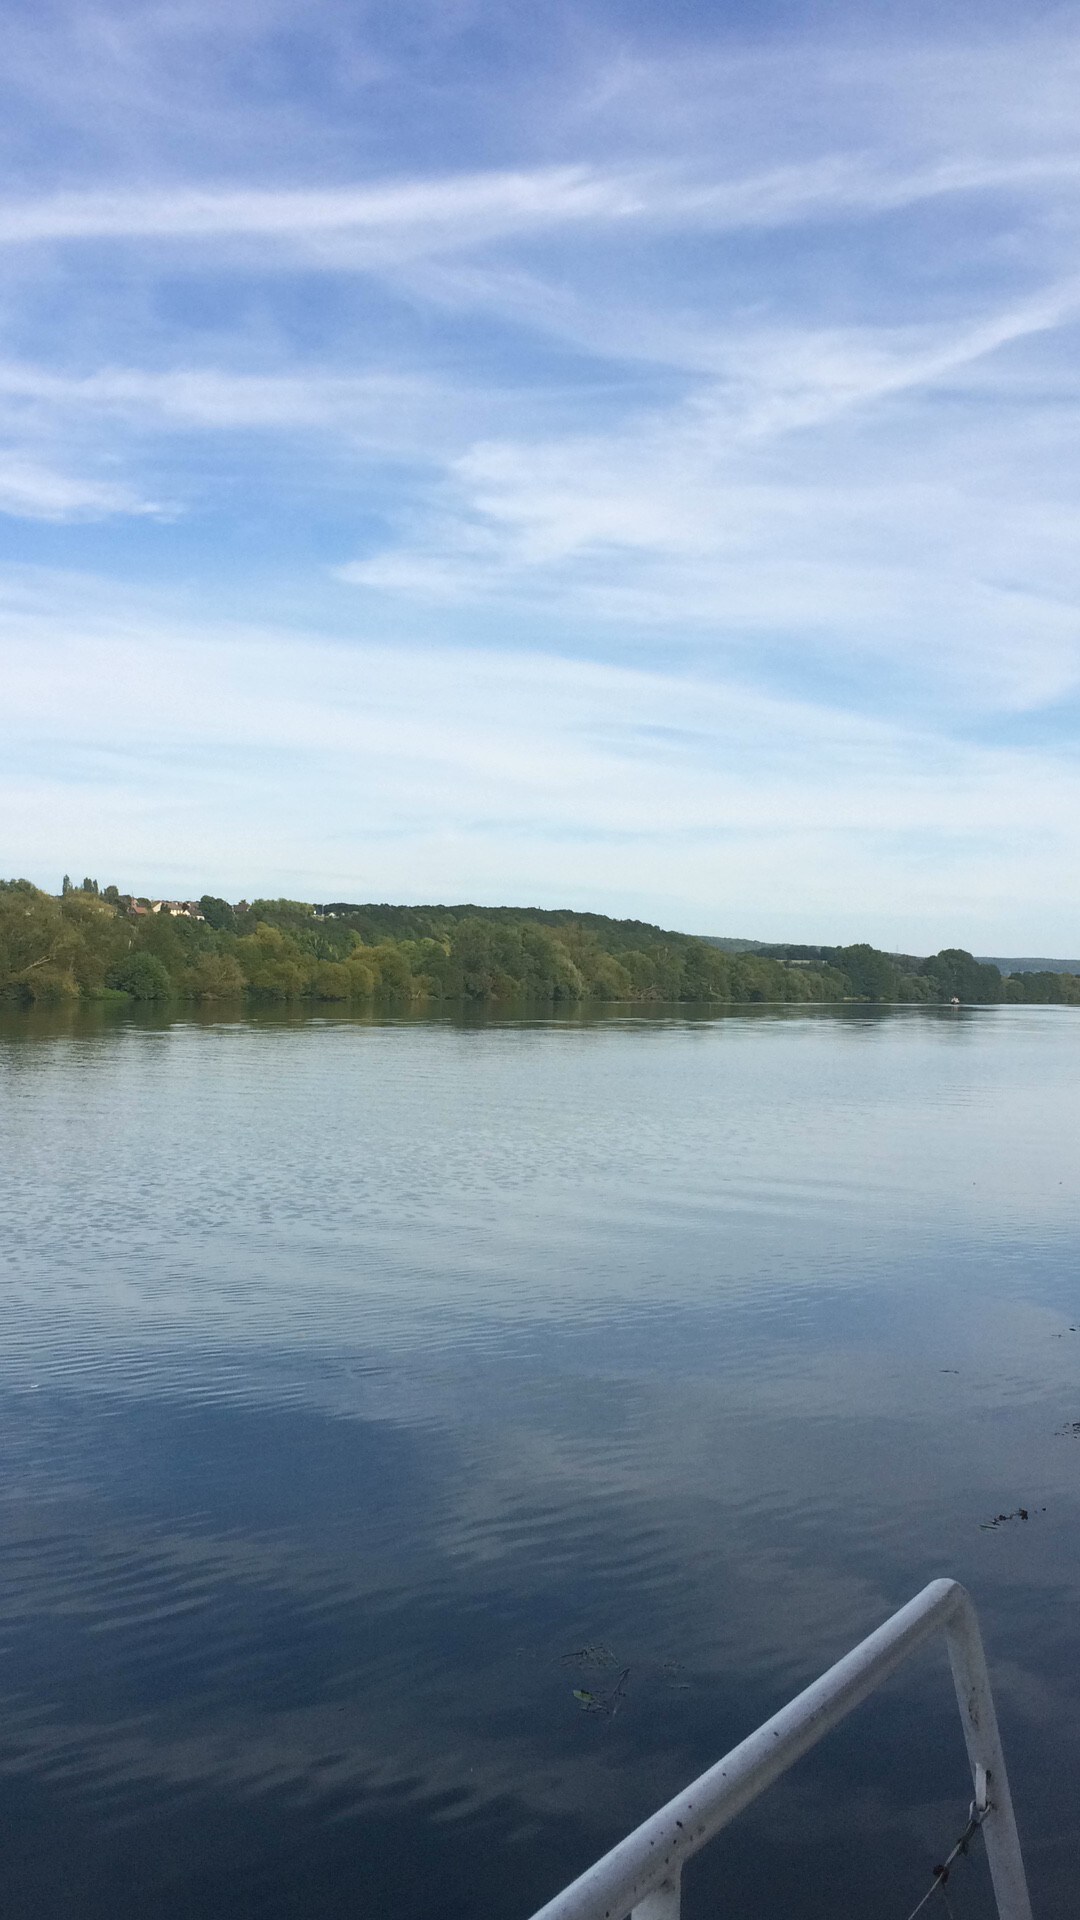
xmin=4 ymin=883 xmax=1080 ymax=1008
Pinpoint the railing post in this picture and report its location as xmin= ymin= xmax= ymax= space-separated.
xmin=944 ymin=1591 xmax=1033 ymax=1920
xmin=526 ymin=1581 xmax=1034 ymax=1920
xmin=631 ymin=1875 xmax=681 ymax=1920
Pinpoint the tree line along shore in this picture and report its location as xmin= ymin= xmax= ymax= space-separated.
xmin=2 ymin=879 xmax=1078 ymax=1009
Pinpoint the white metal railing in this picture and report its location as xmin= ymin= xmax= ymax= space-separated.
xmin=527 ymin=1578 xmax=1033 ymax=1920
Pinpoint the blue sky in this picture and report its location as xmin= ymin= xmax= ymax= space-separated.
xmin=4 ymin=0 xmax=1080 ymax=947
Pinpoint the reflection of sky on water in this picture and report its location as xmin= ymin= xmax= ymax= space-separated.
xmin=2 ymin=1006 xmax=1080 ymax=1916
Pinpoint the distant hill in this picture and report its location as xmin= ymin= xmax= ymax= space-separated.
xmin=699 ymin=942 xmax=1080 ymax=979
xmin=978 ymin=957 xmax=1080 ymax=976
xmin=694 ymin=935 xmax=766 ymax=952
xmin=317 ymin=901 xmax=707 ymax=951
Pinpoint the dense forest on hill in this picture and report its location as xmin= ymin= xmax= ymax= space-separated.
xmin=2 ymin=879 xmax=1079 ymax=1008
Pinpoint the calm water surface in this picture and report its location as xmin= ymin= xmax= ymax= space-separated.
xmin=2 ymin=1003 xmax=1080 ymax=1918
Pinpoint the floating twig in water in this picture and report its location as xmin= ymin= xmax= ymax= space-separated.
xmin=607 ymin=1666 xmax=631 ymax=1715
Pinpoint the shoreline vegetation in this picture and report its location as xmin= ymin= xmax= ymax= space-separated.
xmin=3 ymin=878 xmax=1079 ymax=1009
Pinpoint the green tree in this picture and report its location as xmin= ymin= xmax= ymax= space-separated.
xmin=370 ymin=943 xmax=414 ymax=995
xmin=921 ymin=950 xmax=1001 ymax=1003
xmin=199 ymin=895 xmax=237 ymax=932
xmin=313 ymin=961 xmax=353 ymax=1000
xmin=520 ymin=926 xmax=583 ymax=999
xmin=581 ymin=950 xmax=633 ymax=999
xmin=345 ymin=951 xmax=379 ymax=997
xmin=134 ymin=912 xmax=191 ymax=976
xmin=0 ymin=883 xmax=81 ymax=1000
xmin=235 ymin=924 xmax=311 ymax=997
xmin=184 ymin=953 xmax=245 ymax=998
xmin=1004 ymin=970 xmax=1080 ymax=1006
xmin=107 ymin=952 xmax=172 ymax=1000
xmin=829 ymin=943 xmax=900 ymax=1001
xmin=896 ymin=971 xmax=935 ymax=1002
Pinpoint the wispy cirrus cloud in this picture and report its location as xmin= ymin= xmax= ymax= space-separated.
xmin=338 ymin=278 xmax=1080 ymax=715
xmin=0 ymin=168 xmax=645 ymax=254
xmin=2 ymin=150 xmax=1080 ymax=263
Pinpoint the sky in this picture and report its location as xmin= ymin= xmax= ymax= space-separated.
xmin=3 ymin=0 xmax=1080 ymax=949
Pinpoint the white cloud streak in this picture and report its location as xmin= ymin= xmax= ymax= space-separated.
xmin=0 ymin=361 xmax=440 ymax=435
xmin=4 ymin=583 xmax=1080 ymax=947
xmin=0 ymin=455 xmax=162 ymax=521
xmin=1 ymin=150 xmax=1079 ymax=261
xmin=0 ymin=169 xmax=642 ymax=252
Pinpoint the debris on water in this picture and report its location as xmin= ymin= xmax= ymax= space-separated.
xmin=980 ymin=1507 xmax=1045 ymax=1529
xmin=571 ymin=1666 xmax=632 ymax=1715
xmin=562 ymin=1643 xmax=616 ymax=1671
xmin=1057 ymin=1421 xmax=1080 ymax=1437
xmin=940 ymin=1368 xmax=959 ymax=1374
xmin=565 ymin=1647 xmax=697 ymax=1711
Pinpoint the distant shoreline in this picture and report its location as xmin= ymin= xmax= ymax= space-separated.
xmin=4 ymin=881 xmax=1080 ymax=1010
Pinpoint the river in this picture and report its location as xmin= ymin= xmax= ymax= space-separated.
xmin=1 ymin=1002 xmax=1078 ymax=1917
